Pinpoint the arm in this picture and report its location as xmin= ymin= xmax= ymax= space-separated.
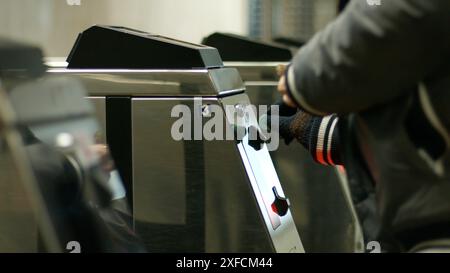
xmin=300 ymin=114 xmax=342 ymax=166
xmin=285 ymin=0 xmax=450 ymax=115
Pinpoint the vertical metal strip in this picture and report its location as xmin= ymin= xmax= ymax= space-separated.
xmin=106 ymin=97 xmax=133 ymax=211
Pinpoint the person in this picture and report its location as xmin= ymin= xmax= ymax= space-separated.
xmin=272 ymin=0 xmax=450 ymax=252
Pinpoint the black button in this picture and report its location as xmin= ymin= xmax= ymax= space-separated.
xmin=271 ymin=187 xmax=289 ymax=217
xmin=233 ymin=125 xmax=247 ymax=143
xmin=248 ymin=125 xmax=269 ymax=151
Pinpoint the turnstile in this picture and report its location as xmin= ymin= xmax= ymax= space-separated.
xmin=203 ymin=32 xmax=364 ymax=253
xmin=48 ymin=25 xmax=304 ymax=253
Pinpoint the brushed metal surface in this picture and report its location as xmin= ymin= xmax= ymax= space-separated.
xmin=47 ymin=68 xmax=245 ymax=97
xmin=203 ymin=127 xmax=274 ymax=252
xmin=132 ymin=99 xmax=187 ymax=226
xmin=131 ymin=96 xmax=303 ymax=253
xmin=224 ymin=62 xmax=287 ymax=82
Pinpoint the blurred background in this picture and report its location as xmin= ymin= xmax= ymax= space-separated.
xmin=0 ymin=0 xmax=339 ymax=57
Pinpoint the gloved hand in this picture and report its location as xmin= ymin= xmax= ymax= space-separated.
xmin=260 ymin=100 xmax=313 ymax=146
xmin=277 ymin=64 xmax=298 ymax=108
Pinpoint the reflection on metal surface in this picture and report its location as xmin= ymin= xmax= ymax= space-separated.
xmin=1 ymin=76 xmax=142 ymax=252
xmin=225 ymin=62 xmax=288 ymax=82
xmin=0 ymin=84 xmax=60 ymax=252
xmin=335 ymin=167 xmax=365 ymax=252
xmin=48 ymin=68 xmax=245 ymax=97
xmin=132 ymin=99 xmax=187 ymax=226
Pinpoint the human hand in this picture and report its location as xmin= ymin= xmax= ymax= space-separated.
xmin=277 ymin=65 xmax=297 ymax=108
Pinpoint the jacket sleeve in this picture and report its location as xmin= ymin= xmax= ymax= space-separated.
xmin=286 ymin=112 xmax=343 ymax=166
xmin=286 ymin=0 xmax=450 ymax=115
xmin=304 ymin=115 xmax=342 ymax=166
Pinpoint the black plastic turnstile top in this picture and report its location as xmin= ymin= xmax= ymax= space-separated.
xmin=202 ymin=32 xmax=292 ymax=62
xmin=0 ymin=38 xmax=45 ymax=76
xmin=67 ymin=25 xmax=223 ymax=69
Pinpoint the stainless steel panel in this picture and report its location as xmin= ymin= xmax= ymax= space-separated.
xmin=132 ymin=99 xmax=187 ymax=226
xmin=132 ymin=96 xmax=301 ymax=253
xmin=0 ymin=82 xmax=60 ymax=252
xmin=225 ymin=62 xmax=285 ymax=82
xmin=47 ymin=68 xmax=245 ymax=97
xmin=2 ymin=77 xmax=137 ymax=252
